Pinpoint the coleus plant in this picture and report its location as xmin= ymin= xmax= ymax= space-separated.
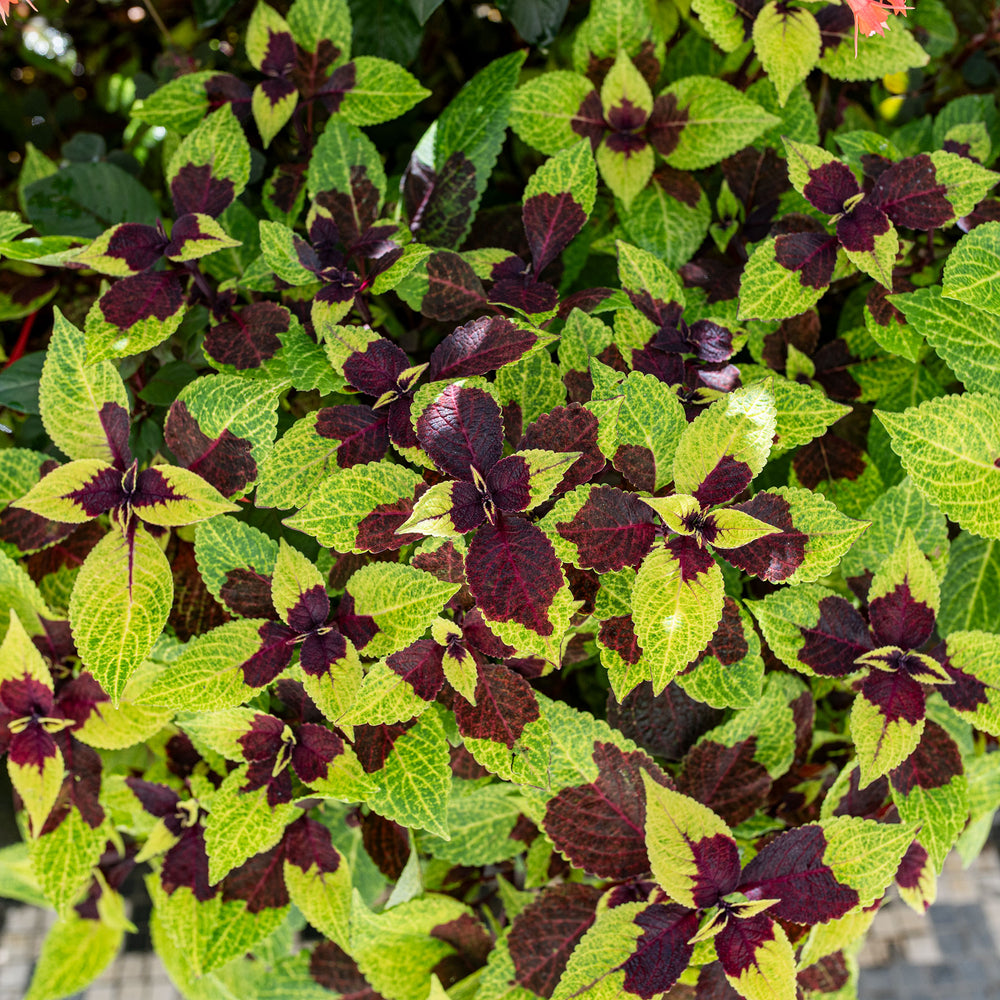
xmin=1 ymin=0 xmax=1000 ymax=999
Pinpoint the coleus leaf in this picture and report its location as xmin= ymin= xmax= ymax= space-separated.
xmin=69 ymin=525 xmax=173 ymax=705
xmin=738 ymin=237 xmax=832 ymax=322
xmin=0 ymin=611 xmax=65 ymax=835
xmin=752 ymin=2 xmax=820 ymax=108
xmin=932 ymin=630 xmax=1000 ymax=738
xmin=194 ymin=516 xmax=278 ymax=619
xmin=543 ymin=741 xmax=673 ymax=879
xmin=37 ymin=310 xmax=130 ymax=466
xmin=427 ymin=316 xmax=542 ymax=381
xmin=672 ymin=381 xmax=777 ymax=506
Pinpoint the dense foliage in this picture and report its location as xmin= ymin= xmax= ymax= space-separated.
xmin=1 ymin=0 xmax=999 ymax=998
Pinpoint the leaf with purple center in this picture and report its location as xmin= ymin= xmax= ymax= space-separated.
xmin=0 ymin=611 xmax=66 ymax=835
xmin=245 ymin=2 xmax=300 ymax=146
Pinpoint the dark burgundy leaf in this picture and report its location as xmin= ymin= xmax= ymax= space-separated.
xmin=508 ymin=883 xmax=603 ymax=997
xmin=677 ymin=738 xmax=771 ymax=826
xmin=738 ymin=824 xmax=860 ymax=924
xmin=169 ymin=539 xmax=230 ymax=641
xmin=222 ymin=842 xmax=289 ymax=913
xmin=724 ymin=492 xmax=807 ymax=583
xmin=267 ymin=163 xmax=307 ymax=215
xmin=429 ymin=316 xmax=539 ymax=380
xmin=802 ymin=161 xmax=860 ymax=215
xmin=282 ymin=817 xmax=340 ymax=877
xmin=556 ymin=485 xmax=657 ymax=573
xmin=622 ymin=904 xmax=700 ymax=997
xmin=868 ymin=580 xmax=936 ymax=650
xmin=696 ymin=961 xmax=742 ymax=1000
xmin=608 ymin=681 xmax=723 ymax=762
xmin=240 ymin=621 xmax=296 ymax=687
xmin=836 ymin=202 xmax=892 ymax=253
xmin=797 ymin=595 xmax=873 ymax=676
xmin=520 ymin=404 xmax=605 ymax=494
xmin=386 ymin=639 xmax=446 ymax=702
xmin=692 ymin=455 xmax=754 ymax=508
xmin=205 ymin=73 xmax=253 ymax=122
xmin=688 ymin=832 xmax=742 ymax=907
xmin=646 ymin=93 xmax=689 ymax=158
xmin=165 ymin=401 xmax=257 ymax=497
xmin=466 ymin=515 xmax=563 ymax=635
xmin=98 ymin=271 xmax=184 ymax=330
xmin=360 ymin=811 xmax=410 ymax=879
xmin=335 ymin=592 xmax=379 ymax=652
xmin=409 ymin=153 xmax=478 ymax=250
xmin=870 ymin=154 xmax=953 ymax=230
xmin=714 ymin=912 xmax=779 ymax=981
xmin=421 ymin=251 xmax=487 ymax=320
xmin=523 ymin=190 xmax=587 ymax=275
xmin=832 ymin=767 xmax=889 ymax=818
xmin=417 ymin=384 xmax=503 ymax=481
xmin=667 ymin=535 xmax=717 ymax=583
xmin=105 ymin=222 xmax=168 ymax=271
xmin=569 ymin=89 xmax=605 ymax=149
xmin=895 ymin=840 xmax=930 ymax=894
xmin=343 ymin=338 xmax=410 ymax=398
xmin=171 ymin=162 xmax=236 ymax=218
xmin=219 ymin=567 xmax=274 ymax=618
xmin=888 ymin=720 xmax=961 ymax=794
xmin=430 ymin=913 xmax=492 ymax=983
xmin=454 ymin=662 xmax=539 ymax=748
xmin=486 ymin=455 xmax=532 ymax=513
xmin=310 ymin=940 xmax=384 ymax=999
xmin=773 ymin=233 xmax=838 ymax=290
xmin=860 ymin=670 xmax=925 ymax=725
xmin=613 ymin=443 xmax=657 ymax=493
xmin=355 ymin=491 xmax=424 ymax=553
xmin=291 ymin=723 xmax=343 ymax=782
xmin=0 ymin=507 xmax=80 ymax=555
xmin=797 ymin=951 xmax=850 ymax=993
xmin=793 ymin=434 xmax=865 ymax=490
xmin=351 ymin=721 xmax=415 ymax=774
xmin=543 ymin=742 xmax=672 ymax=879
xmin=203 ymin=301 xmax=289 ymax=370
xmin=599 ymin=614 xmax=643 ymax=666
xmin=314 ymin=404 xmax=390 ymax=467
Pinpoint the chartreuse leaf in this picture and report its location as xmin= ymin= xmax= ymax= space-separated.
xmin=868 ymin=528 xmax=939 ymax=620
xmin=0 ymin=448 xmax=49 ymax=507
xmin=0 ymin=551 xmax=52 ymax=639
xmin=692 ymin=0 xmax=744 ymax=51
xmin=754 ymin=376 xmax=851 ymax=458
xmin=204 ymin=767 xmax=297 ymax=883
xmin=270 ymin=540 xmax=325 ymax=624
xmin=587 ymin=367 xmax=686 ymax=492
xmin=284 ymin=462 xmax=423 ymax=552
xmin=939 ymin=533 xmax=1000 ymax=635
xmin=875 ymin=393 xmax=1000 ymax=539
xmin=510 ymin=71 xmax=596 ymax=156
xmin=929 ymin=150 xmax=997 ymax=219
xmin=23 ymin=914 xmax=123 ymax=1000
xmin=367 ymin=709 xmax=451 ymax=839
xmin=29 ymin=807 xmax=106 ymax=914
xmin=175 ymin=707 xmax=258 ymax=760
xmin=286 ymin=0 xmax=352 ymax=55
xmin=889 ymin=723 xmax=968 ymax=873
xmin=677 ymin=599 xmax=765 ymax=710
xmin=551 ymin=900 xmax=647 ymax=1000
xmin=850 ymin=686 xmax=925 ymax=789
xmin=166 ymin=105 xmax=251 ymax=211
xmin=939 ymin=630 xmax=1000 ymax=736
xmin=753 ymin=2 xmax=820 ymax=107
xmin=130 ymin=466 xmax=240 ymax=527
xmin=494 ymin=350 xmax=567 ymax=437
xmin=194 ymin=515 xmax=278 ymax=610
xmin=420 ymin=783 xmax=524 ymax=867
xmin=841 ymin=478 xmax=949 ymax=581
xmin=346 ymin=562 xmax=459 ymax=659
xmin=942 ymin=221 xmax=1000 ymax=318
xmin=1 ymin=612 xmax=63 ymax=836
xmin=661 ymin=76 xmax=780 ymax=170
xmin=798 ymin=905 xmax=878 ymax=971
xmin=74 ymin=664 xmax=172 ymax=750
xmin=893 ymin=286 xmax=1000 ymax=396
xmin=284 ymin=853 xmax=353 ymax=952
xmin=818 ymin=16 xmax=929 ymax=82
xmin=258 ymin=220 xmax=317 ymax=285
xmin=819 ymin=814 xmax=920 ymax=907
xmin=299 ymin=643 xmax=364 ymax=736
xmin=673 ymin=381 xmax=776 ymax=499
xmin=245 ymin=1 xmax=292 ymax=70
xmin=617 ymin=239 xmax=686 ymax=308
xmin=11 ymin=459 xmax=111 ymax=523
xmin=256 ymin=411 xmax=344 ymax=510
xmin=633 ymin=546 xmax=725 ymax=696
xmin=37 ymin=309 xmax=129 ymax=464
xmin=350 ymin=892 xmax=473 ymax=1000
xmin=341 ymin=658 xmax=436 ymax=725
xmin=738 ymin=238 xmax=830 ymax=321
xmin=642 ymin=777 xmax=736 ymax=909
xmin=148 ymin=878 xmax=288 ymax=977
xmin=340 ymin=57 xmax=430 ymax=126
xmin=129 ymin=71 xmax=218 ymax=133
xmin=69 ymin=526 xmax=173 ymax=705
xmin=133 ymin=619 xmax=262 ymax=710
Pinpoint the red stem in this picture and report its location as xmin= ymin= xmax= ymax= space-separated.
xmin=4 ymin=310 xmax=37 ymax=368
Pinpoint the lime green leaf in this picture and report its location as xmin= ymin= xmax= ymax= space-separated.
xmin=29 ymin=807 xmax=106 ymax=915
xmin=367 ymin=709 xmax=452 ymax=839
xmin=617 ymin=239 xmax=686 ymax=308
xmin=661 ymin=76 xmax=780 ymax=170
xmin=69 ymin=526 xmax=173 ymax=705
xmin=13 ymin=459 xmax=113 ymax=524
xmin=270 ymin=540 xmax=325 ymax=625
xmin=850 ymin=689 xmax=924 ymax=788
xmin=929 ymin=150 xmax=998 ymax=219
xmin=511 ymin=71 xmax=596 ymax=155
xmin=939 ymin=630 xmax=1000 ymax=736
xmin=844 ymin=220 xmax=898 ymax=289
xmin=893 ymin=286 xmax=1000 ymax=395
xmin=759 ymin=376 xmax=851 ymax=458
xmin=286 ymin=0 xmax=351 ymax=56
xmin=205 ymin=767 xmax=297 ymax=883
xmin=942 ymin=221 xmax=1000 ymax=318
xmin=133 ymin=619 xmax=262 ymax=710
xmin=245 ymin=1 xmax=293 ymax=70
xmin=37 ymin=309 xmax=129 ymax=464
xmin=194 ymin=516 xmax=278 ymax=611
xmin=875 ymin=393 xmax=1000 ymax=539
xmin=166 ymin=105 xmax=251 ymax=207
xmin=130 ymin=71 xmax=217 ymax=133
xmin=820 ymin=814 xmax=920 ymax=906
xmin=0 ymin=552 xmax=52 ymax=640
xmin=351 ymin=892 xmax=472 ymax=1000
xmin=939 ymin=533 xmax=1000 ymax=635
xmin=341 ymin=658 xmax=436 ymax=725
xmin=632 ymin=546 xmax=725 ymax=695
xmin=23 ymin=914 xmax=122 ymax=1000
xmin=892 ymin=764 xmax=967 ymax=874
xmin=256 ymin=411 xmax=344 ymax=510
xmin=252 ymin=80 xmax=298 ymax=148
xmin=340 ymin=57 xmax=430 ymax=126
xmin=74 ymin=666 xmax=173 ymax=750
xmin=149 ymin=878 xmax=288 ymax=977
xmin=284 ymin=853 xmax=353 ymax=952
xmin=421 ymin=784 xmax=524 ymax=866
xmin=723 ymin=921 xmax=796 ymax=1000
xmin=753 ymin=3 xmax=821 ymax=107
xmin=258 ymin=220 xmax=318 ymax=285
xmin=738 ymin=238 xmax=829 ymax=321
xmin=525 ymin=139 xmax=598 ymax=224
xmin=869 ymin=528 xmax=939 ymax=618
xmin=691 ymin=0 xmax=745 ymax=51
xmin=817 ymin=17 xmax=929 ymax=82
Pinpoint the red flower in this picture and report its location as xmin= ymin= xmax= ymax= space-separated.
xmin=844 ymin=0 xmax=910 ymax=56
